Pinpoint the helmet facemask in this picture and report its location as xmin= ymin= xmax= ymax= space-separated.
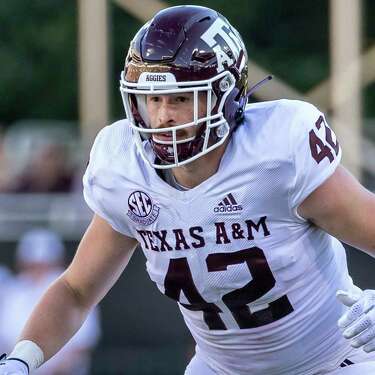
xmin=120 ymin=70 xmax=235 ymax=169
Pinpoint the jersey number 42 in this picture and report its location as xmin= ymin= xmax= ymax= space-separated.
xmin=164 ymin=247 xmax=294 ymax=330
xmin=309 ymin=115 xmax=340 ymax=164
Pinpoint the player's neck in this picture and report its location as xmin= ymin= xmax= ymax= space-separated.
xmin=171 ymin=140 xmax=229 ymax=189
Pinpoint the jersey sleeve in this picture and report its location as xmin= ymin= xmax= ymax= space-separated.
xmin=288 ymin=102 xmax=342 ymax=214
xmin=82 ymin=124 xmax=134 ymax=237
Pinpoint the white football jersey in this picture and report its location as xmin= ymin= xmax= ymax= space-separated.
xmin=83 ymin=99 xmax=356 ymax=375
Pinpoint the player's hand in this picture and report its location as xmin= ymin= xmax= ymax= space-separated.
xmin=337 ymin=289 xmax=375 ymax=353
xmin=0 ymin=355 xmax=29 ymax=375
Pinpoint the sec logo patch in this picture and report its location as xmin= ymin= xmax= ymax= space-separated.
xmin=127 ymin=191 xmax=160 ymax=225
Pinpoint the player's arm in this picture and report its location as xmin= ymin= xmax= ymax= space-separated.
xmin=299 ymin=164 xmax=375 ymax=353
xmin=2 ymin=214 xmax=137 ymax=373
xmin=298 ymin=164 xmax=375 ymax=255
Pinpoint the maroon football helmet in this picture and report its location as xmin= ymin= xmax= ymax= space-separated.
xmin=120 ymin=5 xmax=248 ymax=169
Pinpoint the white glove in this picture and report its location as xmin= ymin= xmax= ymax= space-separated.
xmin=0 ymin=358 xmax=28 ymax=375
xmin=337 ymin=289 xmax=375 ymax=353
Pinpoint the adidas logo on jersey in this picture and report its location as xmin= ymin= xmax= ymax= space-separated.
xmin=214 ymin=193 xmax=243 ymax=213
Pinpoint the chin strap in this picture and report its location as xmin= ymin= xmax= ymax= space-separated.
xmin=233 ymin=75 xmax=274 ymax=127
xmin=246 ymin=75 xmax=273 ymax=100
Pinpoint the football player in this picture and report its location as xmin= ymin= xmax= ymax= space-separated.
xmin=1 ymin=5 xmax=375 ymax=375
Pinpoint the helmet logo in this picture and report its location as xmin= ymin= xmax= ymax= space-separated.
xmin=145 ymin=74 xmax=167 ymax=82
xmin=201 ymin=18 xmax=241 ymax=72
xmin=138 ymin=72 xmax=177 ymax=89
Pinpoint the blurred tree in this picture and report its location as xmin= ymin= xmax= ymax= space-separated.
xmin=363 ymin=0 xmax=375 ymax=118
xmin=0 ymin=0 xmax=374 ymax=126
xmin=0 ymin=0 xmax=77 ymax=124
